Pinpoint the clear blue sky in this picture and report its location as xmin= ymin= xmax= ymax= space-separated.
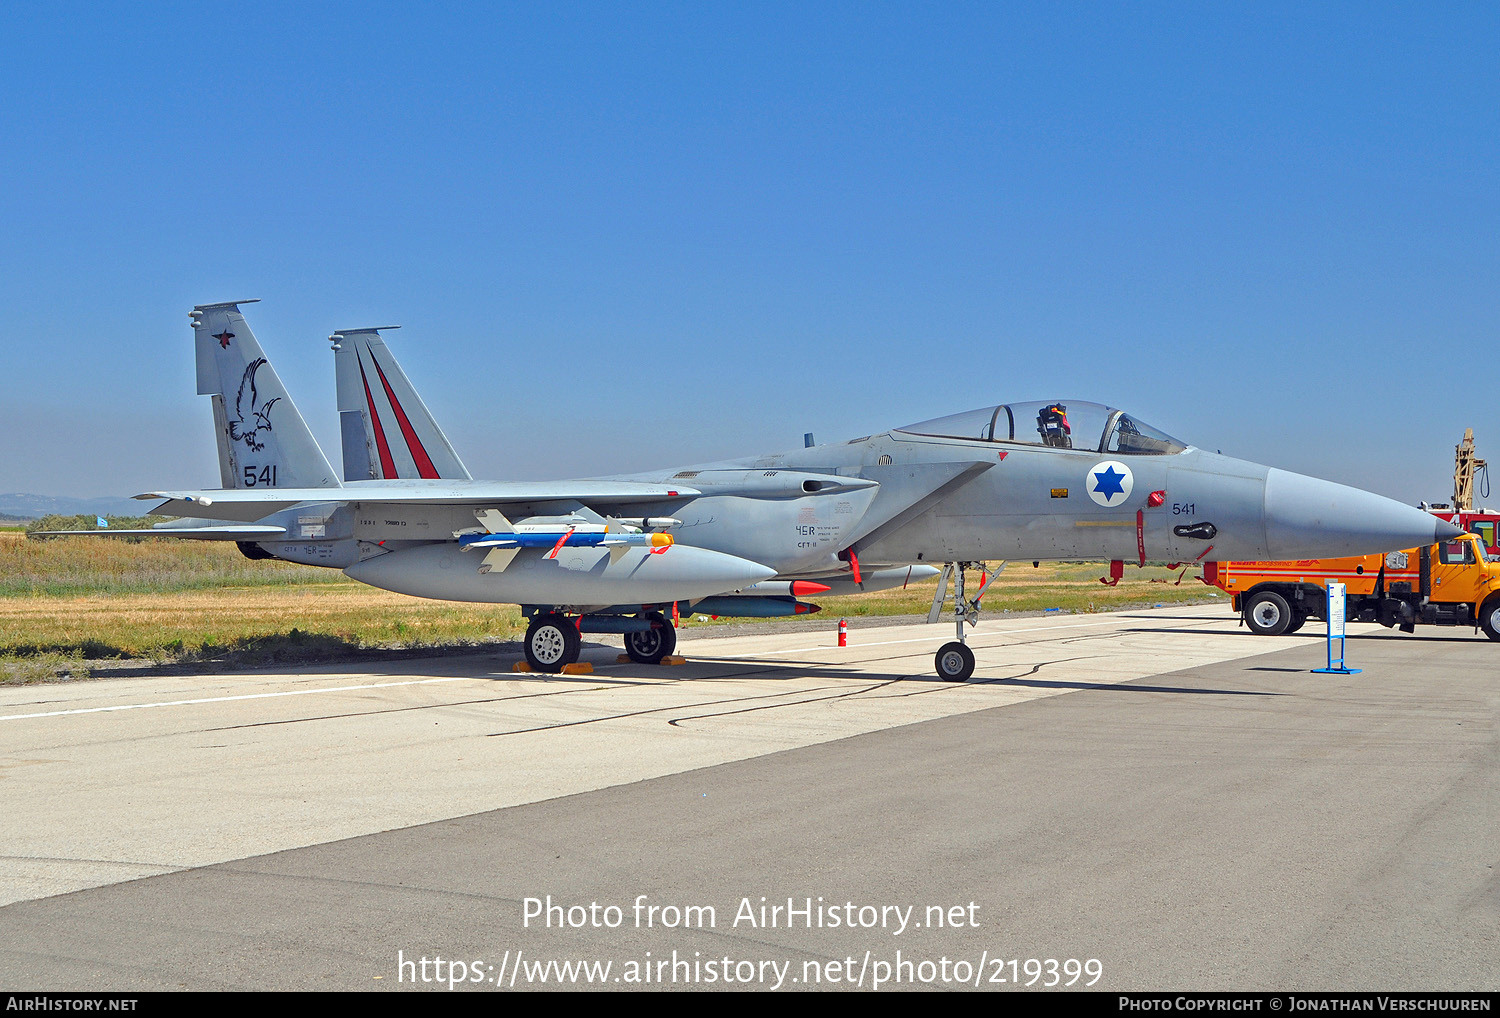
xmin=1 ymin=2 xmax=1495 ymax=503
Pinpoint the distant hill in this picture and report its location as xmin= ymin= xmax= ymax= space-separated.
xmin=0 ymin=494 xmax=146 ymax=520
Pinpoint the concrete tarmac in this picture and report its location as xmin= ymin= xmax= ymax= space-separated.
xmin=0 ymin=605 xmax=1495 ymax=991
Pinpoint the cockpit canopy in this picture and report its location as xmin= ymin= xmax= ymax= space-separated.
xmin=895 ymin=401 xmax=1187 ymax=455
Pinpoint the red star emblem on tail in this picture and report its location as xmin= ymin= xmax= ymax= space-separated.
xmin=214 ymin=332 xmax=234 ymax=348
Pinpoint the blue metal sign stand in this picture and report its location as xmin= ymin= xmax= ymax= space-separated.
xmin=1312 ymin=580 xmax=1360 ymax=674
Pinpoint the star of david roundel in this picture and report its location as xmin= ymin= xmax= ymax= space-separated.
xmin=1087 ymin=460 xmax=1134 ymax=508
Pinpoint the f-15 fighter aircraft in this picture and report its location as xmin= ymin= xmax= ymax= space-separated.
xmin=59 ymin=300 xmax=1461 ymax=680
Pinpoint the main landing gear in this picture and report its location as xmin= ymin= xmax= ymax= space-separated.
xmin=522 ymin=610 xmax=678 ymax=672
xmin=928 ymin=561 xmax=1003 ymax=681
xmin=524 ymin=612 xmax=580 ymax=672
xmin=623 ymin=611 xmax=676 ymax=665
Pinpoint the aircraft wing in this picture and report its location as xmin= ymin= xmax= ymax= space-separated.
xmin=29 ymin=524 xmax=288 ymax=541
xmin=137 ymin=481 xmax=704 ymax=522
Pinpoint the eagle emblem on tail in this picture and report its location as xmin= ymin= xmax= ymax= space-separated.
xmin=229 ymin=358 xmax=280 ymax=452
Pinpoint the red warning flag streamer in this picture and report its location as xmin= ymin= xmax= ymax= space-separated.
xmin=546 ymin=528 xmax=576 ymax=560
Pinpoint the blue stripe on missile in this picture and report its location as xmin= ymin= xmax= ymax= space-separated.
xmin=459 ymin=531 xmax=664 ymax=551
xmin=459 ymin=532 xmax=606 ymax=550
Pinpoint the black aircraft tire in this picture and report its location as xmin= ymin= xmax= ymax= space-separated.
xmin=1480 ymin=598 xmax=1500 ymax=642
xmin=935 ymin=642 xmax=976 ymax=682
xmin=525 ymin=614 xmax=580 ymax=672
xmin=1244 ymin=591 xmax=1293 ymax=636
xmin=625 ymin=615 xmax=677 ymax=664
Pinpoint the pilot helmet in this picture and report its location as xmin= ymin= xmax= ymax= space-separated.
xmin=1039 ymin=403 xmax=1070 ymax=431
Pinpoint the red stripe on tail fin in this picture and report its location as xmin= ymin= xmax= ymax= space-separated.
xmin=370 ymin=353 xmax=439 ymax=479
xmin=358 ymin=359 xmax=398 ymax=479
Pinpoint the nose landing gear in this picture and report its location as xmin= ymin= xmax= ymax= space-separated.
xmin=929 ymin=561 xmax=1002 ymax=680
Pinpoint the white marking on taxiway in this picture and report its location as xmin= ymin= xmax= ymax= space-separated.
xmin=0 ymin=677 xmax=473 ymax=723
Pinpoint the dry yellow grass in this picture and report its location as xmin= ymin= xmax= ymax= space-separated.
xmin=1 ymin=532 xmax=338 ymax=596
xmin=0 ymin=583 xmax=525 ymax=660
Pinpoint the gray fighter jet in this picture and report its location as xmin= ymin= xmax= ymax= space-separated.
xmin=57 ymin=301 xmax=1462 ymax=680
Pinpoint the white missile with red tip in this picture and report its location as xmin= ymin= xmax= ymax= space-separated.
xmin=457 ymin=509 xmax=673 ymax=573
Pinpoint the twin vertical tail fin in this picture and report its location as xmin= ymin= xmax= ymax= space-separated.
xmin=188 ymin=303 xmax=465 ymax=490
xmin=330 ymin=327 xmax=471 ymax=482
xmin=190 ymin=301 xmax=341 ymax=489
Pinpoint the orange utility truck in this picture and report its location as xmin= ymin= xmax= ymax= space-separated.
xmin=1426 ymin=507 xmax=1500 ymax=557
xmin=1209 ymin=532 xmax=1500 ymax=641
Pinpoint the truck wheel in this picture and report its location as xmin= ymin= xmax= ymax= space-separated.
xmin=1481 ymin=599 xmax=1500 ymax=642
xmin=1284 ymin=612 xmax=1306 ymax=634
xmin=1244 ymin=591 xmax=1293 ymax=636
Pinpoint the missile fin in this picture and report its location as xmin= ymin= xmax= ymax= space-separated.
xmin=478 ymin=547 xmax=519 ymax=574
xmin=476 ymin=509 xmax=514 ymax=534
xmin=571 ymin=506 xmax=609 ymax=527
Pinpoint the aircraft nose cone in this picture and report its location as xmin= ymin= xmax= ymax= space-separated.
xmin=1434 ymin=518 xmax=1465 ymax=542
xmin=1264 ymin=469 xmax=1458 ymax=559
